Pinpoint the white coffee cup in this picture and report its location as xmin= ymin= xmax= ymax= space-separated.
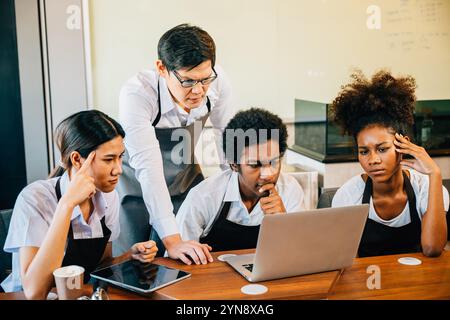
xmin=53 ymin=265 xmax=85 ymax=300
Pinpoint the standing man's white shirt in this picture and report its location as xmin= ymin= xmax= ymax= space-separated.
xmin=176 ymin=169 xmax=305 ymax=242
xmin=1 ymin=171 xmax=120 ymax=292
xmin=119 ymin=65 xmax=233 ymax=239
xmin=332 ymin=169 xmax=449 ymax=227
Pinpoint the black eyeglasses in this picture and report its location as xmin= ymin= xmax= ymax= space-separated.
xmin=172 ymin=67 xmax=218 ymax=88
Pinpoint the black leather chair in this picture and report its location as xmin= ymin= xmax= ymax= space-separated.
xmin=0 ymin=209 xmax=13 ymax=290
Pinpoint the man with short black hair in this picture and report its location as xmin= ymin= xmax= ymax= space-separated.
xmin=118 ymin=24 xmax=233 ymax=265
xmin=176 ymin=108 xmax=305 ymax=251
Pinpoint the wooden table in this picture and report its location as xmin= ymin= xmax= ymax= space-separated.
xmin=0 ymin=249 xmax=340 ymax=300
xmin=149 ymin=250 xmax=340 ymax=300
xmin=329 ymin=250 xmax=450 ymax=300
xmin=2 ymin=249 xmax=450 ymax=300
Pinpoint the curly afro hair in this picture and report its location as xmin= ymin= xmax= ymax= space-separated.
xmin=222 ymin=108 xmax=288 ymax=164
xmin=330 ymin=69 xmax=417 ymax=139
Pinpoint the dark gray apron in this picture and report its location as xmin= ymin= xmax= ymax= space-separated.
xmin=114 ymin=77 xmax=210 ymax=256
xmin=358 ymin=171 xmax=422 ymax=257
xmin=199 ymin=200 xmax=260 ymax=252
xmin=55 ymin=177 xmax=111 ymax=283
xmin=199 ymin=173 xmax=262 ymax=251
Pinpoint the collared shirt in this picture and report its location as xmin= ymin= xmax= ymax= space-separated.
xmin=1 ymin=171 xmax=120 ymax=292
xmin=332 ymin=169 xmax=449 ymax=227
xmin=176 ymin=169 xmax=305 ymax=242
xmin=119 ymin=65 xmax=233 ymax=238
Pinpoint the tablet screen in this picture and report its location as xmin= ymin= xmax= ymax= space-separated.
xmin=90 ymin=260 xmax=190 ymax=293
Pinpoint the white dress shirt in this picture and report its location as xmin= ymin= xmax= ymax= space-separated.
xmin=1 ymin=171 xmax=120 ymax=292
xmin=119 ymin=65 xmax=233 ymax=239
xmin=176 ymin=169 xmax=305 ymax=242
xmin=332 ymin=169 xmax=449 ymax=227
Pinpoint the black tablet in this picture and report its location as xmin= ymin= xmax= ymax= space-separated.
xmin=90 ymin=260 xmax=191 ymax=294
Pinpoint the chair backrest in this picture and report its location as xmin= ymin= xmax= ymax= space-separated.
xmin=0 ymin=209 xmax=13 ymax=283
xmin=443 ymin=179 xmax=450 ymax=195
xmin=317 ymin=188 xmax=339 ymax=209
xmin=285 ymin=171 xmax=319 ymax=210
xmin=444 ymin=179 xmax=450 ymax=241
xmin=112 ymin=196 xmax=151 ymax=257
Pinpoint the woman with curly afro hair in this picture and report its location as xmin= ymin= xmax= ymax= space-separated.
xmin=330 ymin=70 xmax=448 ymax=258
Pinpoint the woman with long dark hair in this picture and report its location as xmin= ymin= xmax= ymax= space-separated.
xmin=2 ymin=110 xmax=157 ymax=299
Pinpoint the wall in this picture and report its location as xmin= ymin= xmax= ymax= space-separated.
xmin=89 ymin=0 xmax=450 ymax=122
xmin=15 ymin=0 xmax=49 ymax=183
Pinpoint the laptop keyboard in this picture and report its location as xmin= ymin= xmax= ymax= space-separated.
xmin=242 ymin=264 xmax=254 ymax=272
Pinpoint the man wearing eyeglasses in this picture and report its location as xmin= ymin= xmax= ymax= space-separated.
xmin=175 ymin=108 xmax=305 ymax=251
xmin=118 ymin=24 xmax=233 ymax=265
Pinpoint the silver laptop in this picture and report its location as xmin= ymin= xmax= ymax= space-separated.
xmin=226 ymin=204 xmax=369 ymax=282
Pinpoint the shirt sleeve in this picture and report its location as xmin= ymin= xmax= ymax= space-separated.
xmin=119 ymin=86 xmax=179 ymax=239
xmin=417 ymin=174 xmax=450 ymax=216
xmin=175 ymin=189 xmax=208 ymax=242
xmin=106 ymin=191 xmax=120 ymax=242
xmin=282 ymin=177 xmax=305 ymax=213
xmin=4 ymin=187 xmax=52 ymax=253
xmin=208 ymin=65 xmax=234 ymax=170
xmin=331 ymin=184 xmax=353 ymax=208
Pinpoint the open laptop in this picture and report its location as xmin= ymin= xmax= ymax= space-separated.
xmin=226 ymin=204 xmax=369 ymax=282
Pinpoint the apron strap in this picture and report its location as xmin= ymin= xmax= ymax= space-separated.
xmin=218 ymin=201 xmax=232 ymax=221
xmin=402 ymin=171 xmax=420 ymax=223
xmin=362 ymin=174 xmax=372 ymax=204
xmin=152 ymin=77 xmax=211 ymax=127
xmin=362 ymin=171 xmax=419 ymax=222
xmin=152 ymin=79 xmax=163 ymax=127
xmin=55 ymin=177 xmax=62 ymax=202
xmin=54 ymin=176 xmax=76 ymax=241
xmin=205 ymin=96 xmax=211 ymax=113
